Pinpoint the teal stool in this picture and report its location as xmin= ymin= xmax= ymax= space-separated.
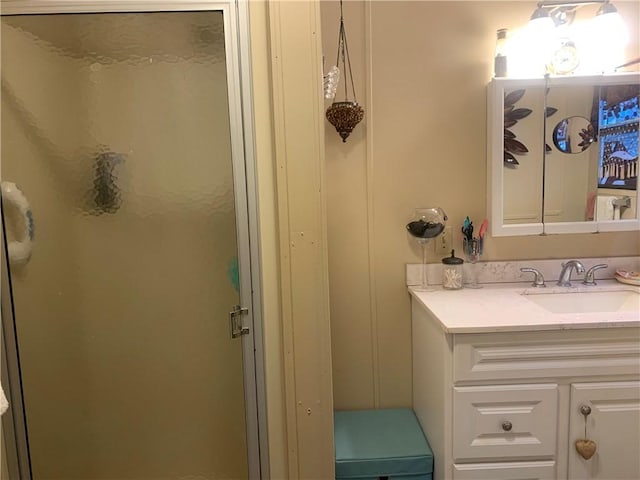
xmin=334 ymin=408 xmax=434 ymax=480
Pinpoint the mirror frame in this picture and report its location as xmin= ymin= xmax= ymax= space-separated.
xmin=487 ymin=72 xmax=640 ymax=237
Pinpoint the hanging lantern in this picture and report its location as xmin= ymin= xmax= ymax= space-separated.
xmin=326 ymin=101 xmax=364 ymax=143
xmin=326 ymin=0 xmax=364 ymax=143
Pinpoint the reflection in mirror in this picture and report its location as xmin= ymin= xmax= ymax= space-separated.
xmin=544 ymin=85 xmax=600 ymax=223
xmin=552 ymin=116 xmax=596 ymax=154
xmin=503 ymin=89 xmax=533 ymax=167
xmin=544 ymin=82 xmax=639 ymax=224
xmin=502 ymin=86 xmax=545 ymax=226
xmin=597 ymin=85 xmax=639 ymax=191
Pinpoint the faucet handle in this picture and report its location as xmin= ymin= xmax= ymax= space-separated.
xmin=521 ymin=267 xmax=546 ymax=288
xmin=583 ymin=264 xmax=608 ymax=286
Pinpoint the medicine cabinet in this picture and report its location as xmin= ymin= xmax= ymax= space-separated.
xmin=487 ymin=72 xmax=640 ymax=237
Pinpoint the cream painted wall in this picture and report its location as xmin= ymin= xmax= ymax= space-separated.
xmin=321 ymin=1 xmax=640 ymax=410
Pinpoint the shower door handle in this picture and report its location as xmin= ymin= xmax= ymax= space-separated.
xmin=229 ymin=305 xmax=249 ymax=338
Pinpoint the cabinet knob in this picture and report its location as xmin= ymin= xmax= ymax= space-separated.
xmin=501 ymin=420 xmax=513 ymax=432
xmin=580 ymin=405 xmax=592 ymax=416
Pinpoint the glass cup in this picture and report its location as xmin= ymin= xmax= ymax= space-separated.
xmin=463 ymin=237 xmax=483 ymax=288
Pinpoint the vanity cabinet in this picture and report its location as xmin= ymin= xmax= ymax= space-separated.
xmin=411 ymin=299 xmax=640 ymax=480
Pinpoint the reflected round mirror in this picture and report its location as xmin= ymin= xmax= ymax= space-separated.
xmin=552 ymin=116 xmax=596 ymax=154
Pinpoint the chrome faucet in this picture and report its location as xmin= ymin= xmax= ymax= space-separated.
xmin=557 ymin=260 xmax=585 ymax=287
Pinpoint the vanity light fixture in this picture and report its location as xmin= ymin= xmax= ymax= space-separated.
xmin=516 ymin=0 xmax=628 ymax=76
xmin=528 ymin=0 xmax=621 ymax=28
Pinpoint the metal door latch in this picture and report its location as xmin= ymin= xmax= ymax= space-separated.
xmin=229 ymin=305 xmax=249 ymax=338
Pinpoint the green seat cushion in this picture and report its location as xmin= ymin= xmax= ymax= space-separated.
xmin=334 ymin=408 xmax=433 ymax=478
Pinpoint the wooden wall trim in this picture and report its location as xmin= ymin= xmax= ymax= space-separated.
xmin=267 ymin=1 xmax=335 ymax=478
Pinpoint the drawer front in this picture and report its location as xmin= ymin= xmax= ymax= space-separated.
xmin=453 ymin=384 xmax=558 ymax=460
xmin=453 ymin=330 xmax=640 ymax=383
xmin=453 ymin=460 xmax=556 ymax=480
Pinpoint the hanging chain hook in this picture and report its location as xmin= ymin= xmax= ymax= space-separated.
xmin=325 ymin=0 xmax=364 ymax=142
xmin=333 ymin=0 xmax=358 ymax=103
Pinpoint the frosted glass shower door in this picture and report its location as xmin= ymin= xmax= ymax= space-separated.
xmin=1 ymin=10 xmax=252 ymax=480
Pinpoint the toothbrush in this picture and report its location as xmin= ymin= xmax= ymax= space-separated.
xmin=478 ymin=219 xmax=488 ymax=239
xmin=478 ymin=219 xmax=488 ymax=254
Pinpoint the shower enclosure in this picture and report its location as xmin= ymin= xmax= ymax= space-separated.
xmin=0 ymin=2 xmax=264 ymax=479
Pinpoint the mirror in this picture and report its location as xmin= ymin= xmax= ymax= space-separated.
xmin=544 ymin=84 xmax=600 ymax=225
xmin=498 ymin=83 xmax=546 ymax=230
xmin=488 ymin=73 xmax=640 ymax=236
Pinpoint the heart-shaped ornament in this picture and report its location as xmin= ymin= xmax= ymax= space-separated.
xmin=575 ymin=439 xmax=597 ymax=460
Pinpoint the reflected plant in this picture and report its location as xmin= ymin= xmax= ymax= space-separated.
xmin=503 ymin=89 xmax=532 ymax=167
xmin=504 ymin=89 xmax=561 ymax=165
xmin=578 ymin=123 xmax=596 ymax=151
xmin=545 ymin=103 xmax=558 ymax=153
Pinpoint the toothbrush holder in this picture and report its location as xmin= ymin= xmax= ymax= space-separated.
xmin=463 ymin=237 xmax=483 ymax=288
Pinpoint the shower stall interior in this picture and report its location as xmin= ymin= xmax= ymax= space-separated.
xmin=0 ymin=3 xmax=263 ymax=479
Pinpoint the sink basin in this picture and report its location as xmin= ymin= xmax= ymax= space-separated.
xmin=523 ymin=290 xmax=639 ymax=314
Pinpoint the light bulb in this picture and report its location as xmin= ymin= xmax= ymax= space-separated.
xmin=591 ymin=5 xmax=628 ymax=72
xmin=593 ymin=6 xmax=628 ymax=46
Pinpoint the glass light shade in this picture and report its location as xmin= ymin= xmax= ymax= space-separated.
xmin=528 ymin=15 xmax=555 ymax=38
xmin=530 ymin=6 xmax=551 ymax=22
xmin=529 ymin=10 xmax=555 ymax=33
xmin=508 ymin=20 xmax=554 ymax=77
xmin=590 ymin=7 xmax=628 ymax=72
xmin=593 ymin=7 xmax=628 ymax=46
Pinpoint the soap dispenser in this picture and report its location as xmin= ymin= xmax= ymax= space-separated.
xmin=442 ymin=249 xmax=463 ymax=290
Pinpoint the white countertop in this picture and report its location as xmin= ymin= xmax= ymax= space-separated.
xmin=409 ymin=280 xmax=640 ymax=334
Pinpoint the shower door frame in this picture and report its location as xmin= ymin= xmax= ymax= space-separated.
xmin=0 ymin=1 xmax=268 ymax=478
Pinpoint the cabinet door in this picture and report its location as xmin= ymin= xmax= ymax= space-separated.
xmin=568 ymin=381 xmax=640 ymax=479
